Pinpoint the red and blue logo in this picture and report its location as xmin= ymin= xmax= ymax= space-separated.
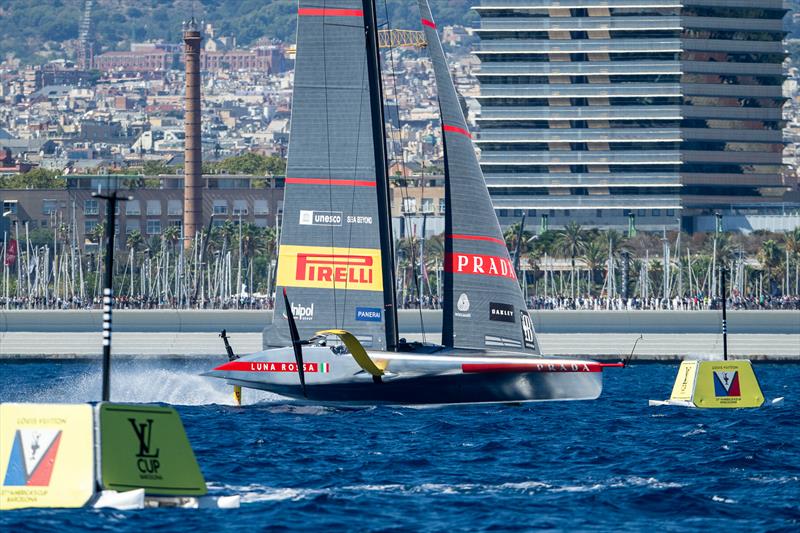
xmin=713 ymin=371 xmax=741 ymax=397
xmin=3 ymin=429 xmax=62 ymax=486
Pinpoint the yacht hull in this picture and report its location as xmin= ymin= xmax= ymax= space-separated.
xmin=203 ymin=346 xmax=605 ymax=406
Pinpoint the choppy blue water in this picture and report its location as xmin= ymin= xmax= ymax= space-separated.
xmin=0 ymin=359 xmax=797 ymax=531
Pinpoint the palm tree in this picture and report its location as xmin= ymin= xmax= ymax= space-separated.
xmin=783 ymin=229 xmax=800 ymax=295
xmin=238 ymin=224 xmax=261 ymax=297
xmin=555 ymin=221 xmax=587 ymax=298
xmin=424 ymin=233 xmax=444 ymax=264
xmin=126 ymin=230 xmax=144 ymax=252
xmin=530 ymin=229 xmax=559 ymax=257
xmin=162 ymin=225 xmax=181 ymax=253
xmin=504 ymin=221 xmax=535 ymax=283
xmin=504 ymin=222 xmax=534 ymax=256
xmin=89 ymin=222 xmax=106 ymax=244
xmin=604 ymin=229 xmax=629 ymax=258
xmin=649 ymin=258 xmax=664 ymax=302
xmin=395 ymin=234 xmax=423 ymax=302
xmin=260 ymin=226 xmax=278 ymax=260
xmin=757 ymin=239 xmax=782 ymax=295
xmin=423 ymin=233 xmax=445 ymax=299
xmin=714 ymin=233 xmax=737 ymax=269
xmin=207 ymin=219 xmax=236 ymax=255
xmin=581 ymin=237 xmax=606 ymax=293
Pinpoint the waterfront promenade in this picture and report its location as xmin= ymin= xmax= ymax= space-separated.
xmin=1 ymin=310 xmax=797 ymax=360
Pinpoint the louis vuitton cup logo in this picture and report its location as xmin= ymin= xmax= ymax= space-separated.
xmin=128 ymin=418 xmax=161 ymax=477
xmin=713 ymin=371 xmax=741 ymax=397
xmin=2 ymin=429 xmax=62 ymax=487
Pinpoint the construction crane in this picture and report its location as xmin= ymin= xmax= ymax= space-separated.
xmin=378 ymin=29 xmax=427 ymax=49
xmin=77 ymin=0 xmax=95 ymax=70
xmin=286 ymin=30 xmax=425 ymax=59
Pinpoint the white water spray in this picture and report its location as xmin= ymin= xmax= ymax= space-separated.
xmin=30 ymin=362 xmax=279 ymax=406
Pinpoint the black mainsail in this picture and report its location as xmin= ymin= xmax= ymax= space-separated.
xmin=265 ymin=0 xmax=395 ymax=350
xmin=417 ymin=0 xmax=541 ymax=354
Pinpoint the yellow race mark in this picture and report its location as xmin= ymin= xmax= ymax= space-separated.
xmin=669 ymin=361 xmax=698 ymax=402
xmin=693 ymin=360 xmax=764 ymax=409
xmin=1 ymin=403 xmax=94 ymax=510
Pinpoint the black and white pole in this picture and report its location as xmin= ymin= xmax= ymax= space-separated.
xmin=93 ymin=189 xmax=130 ymax=402
xmin=720 ymin=264 xmax=728 ymax=361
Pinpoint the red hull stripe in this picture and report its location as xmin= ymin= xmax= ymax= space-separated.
xmin=298 ymin=8 xmax=363 ymax=17
xmin=421 ymin=18 xmax=436 ymax=29
xmin=449 ymin=233 xmax=505 ymax=245
xmin=443 ymin=124 xmax=472 ymax=138
xmin=286 ymin=177 xmax=376 ymax=187
xmin=462 ymin=363 xmax=604 ymax=373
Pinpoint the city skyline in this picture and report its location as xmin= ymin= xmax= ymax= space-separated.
xmin=0 ymin=0 xmax=798 ymax=241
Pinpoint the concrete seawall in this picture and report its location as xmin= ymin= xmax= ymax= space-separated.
xmin=1 ymin=310 xmax=797 ymax=360
xmin=1 ymin=309 xmax=798 ymax=334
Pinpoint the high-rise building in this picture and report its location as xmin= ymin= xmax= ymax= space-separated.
xmin=473 ymin=0 xmax=788 ymax=231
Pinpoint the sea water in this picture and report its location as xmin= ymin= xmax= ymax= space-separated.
xmin=0 ymin=360 xmax=797 ymax=531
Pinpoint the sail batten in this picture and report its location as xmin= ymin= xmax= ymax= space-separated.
xmin=418 ymin=0 xmax=542 ymax=355
xmin=285 ymin=178 xmax=376 ymax=187
xmin=297 ymin=7 xmax=363 ymax=17
xmin=442 ymin=124 xmax=472 ymax=138
xmin=448 ymin=234 xmax=505 ymax=245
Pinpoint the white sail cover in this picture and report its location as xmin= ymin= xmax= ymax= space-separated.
xmin=265 ymin=0 xmax=388 ymax=349
xmin=417 ymin=0 xmax=541 ymax=354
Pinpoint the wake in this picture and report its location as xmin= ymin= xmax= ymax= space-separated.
xmin=29 ymin=361 xmax=279 ymax=406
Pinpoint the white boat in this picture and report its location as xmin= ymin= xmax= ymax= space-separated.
xmin=204 ymin=0 xmax=622 ymax=405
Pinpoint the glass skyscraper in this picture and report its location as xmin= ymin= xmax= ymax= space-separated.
xmin=473 ymin=0 xmax=788 ymax=231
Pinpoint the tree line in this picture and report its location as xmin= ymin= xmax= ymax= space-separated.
xmin=0 ymin=153 xmax=286 ymax=189
xmin=0 ymin=0 xmax=478 ymax=63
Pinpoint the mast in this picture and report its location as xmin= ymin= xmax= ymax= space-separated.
xmin=441 ymin=127 xmax=453 ymax=347
xmin=362 ymin=0 xmax=398 ymax=350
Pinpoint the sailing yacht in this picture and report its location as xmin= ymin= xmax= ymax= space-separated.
xmin=204 ymin=0 xmax=620 ymax=405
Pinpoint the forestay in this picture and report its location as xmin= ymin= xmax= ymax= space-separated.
xmin=417 ymin=0 xmax=541 ymax=354
xmin=265 ymin=0 xmax=387 ymax=349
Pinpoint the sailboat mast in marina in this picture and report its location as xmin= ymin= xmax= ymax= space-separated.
xmin=205 ymin=0 xmax=622 ymax=405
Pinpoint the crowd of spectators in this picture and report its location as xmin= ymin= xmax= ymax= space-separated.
xmin=1 ymin=293 xmax=798 ymax=311
xmin=526 ymin=294 xmax=800 ymax=311
xmin=0 ymin=295 xmax=275 ymax=310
